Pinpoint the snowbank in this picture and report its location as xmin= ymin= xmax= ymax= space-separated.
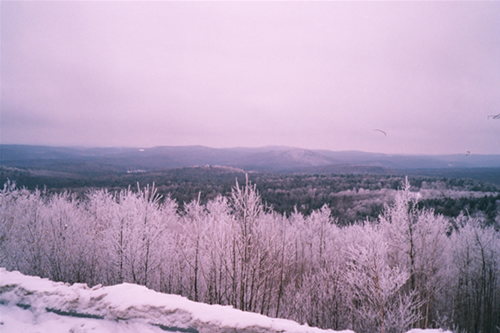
xmin=0 ymin=268 xmax=453 ymax=333
xmin=0 ymin=268 xmax=352 ymax=333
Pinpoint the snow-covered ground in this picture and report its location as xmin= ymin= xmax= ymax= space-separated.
xmin=0 ymin=268 xmax=450 ymax=333
xmin=0 ymin=268 xmax=352 ymax=333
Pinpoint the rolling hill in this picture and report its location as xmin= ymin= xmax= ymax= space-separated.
xmin=2 ymin=144 xmax=500 ymax=176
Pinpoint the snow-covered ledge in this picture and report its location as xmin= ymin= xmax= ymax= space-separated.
xmin=0 ymin=268 xmax=353 ymax=333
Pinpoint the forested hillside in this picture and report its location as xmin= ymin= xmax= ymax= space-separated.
xmin=2 ymin=165 xmax=499 ymax=226
xmin=1 ymin=178 xmax=499 ymax=333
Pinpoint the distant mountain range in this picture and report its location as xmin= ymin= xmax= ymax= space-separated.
xmin=2 ymin=144 xmax=500 ymax=174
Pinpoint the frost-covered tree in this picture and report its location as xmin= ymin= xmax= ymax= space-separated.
xmin=344 ymin=223 xmax=420 ymax=333
xmin=178 ymin=195 xmax=208 ymax=302
xmin=379 ymin=178 xmax=451 ymax=329
xmin=1 ymin=178 xmax=498 ymax=332
xmin=84 ymin=189 xmax=119 ymax=285
xmin=43 ymin=192 xmax=88 ymax=283
xmin=203 ymin=195 xmax=234 ymax=305
xmin=230 ymin=175 xmax=264 ymax=311
xmin=449 ymin=214 xmax=500 ymax=333
xmin=0 ymin=182 xmax=47 ymax=277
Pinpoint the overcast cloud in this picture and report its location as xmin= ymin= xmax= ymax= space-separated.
xmin=2 ymin=1 xmax=500 ymax=154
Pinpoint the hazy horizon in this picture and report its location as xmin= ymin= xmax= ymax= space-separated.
xmin=2 ymin=1 xmax=500 ymax=155
xmin=5 ymin=143 xmax=500 ymax=159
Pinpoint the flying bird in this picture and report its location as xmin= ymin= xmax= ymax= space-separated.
xmin=466 ymin=151 xmax=470 ymax=156
xmin=488 ymin=113 xmax=500 ymax=119
xmin=374 ymin=129 xmax=387 ymax=136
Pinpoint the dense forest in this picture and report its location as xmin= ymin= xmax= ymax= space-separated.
xmin=1 ymin=177 xmax=499 ymax=333
xmin=2 ymin=165 xmax=499 ymax=226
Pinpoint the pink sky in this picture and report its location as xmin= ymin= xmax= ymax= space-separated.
xmin=2 ymin=1 xmax=500 ymax=154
